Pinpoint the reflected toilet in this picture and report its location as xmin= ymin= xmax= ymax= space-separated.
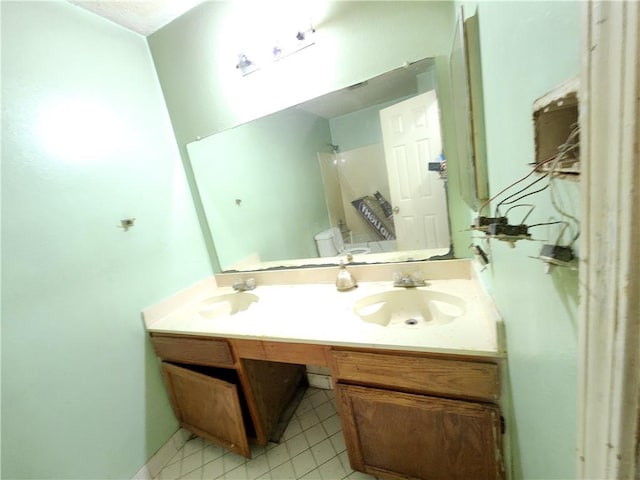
xmin=314 ymin=227 xmax=371 ymax=257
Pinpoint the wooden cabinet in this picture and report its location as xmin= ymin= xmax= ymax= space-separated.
xmin=161 ymin=362 xmax=251 ymax=457
xmin=149 ymin=332 xmax=504 ymax=476
xmin=150 ymin=334 xmax=305 ymax=458
xmin=152 ymin=335 xmax=234 ymax=367
xmin=332 ymin=349 xmax=504 ymax=480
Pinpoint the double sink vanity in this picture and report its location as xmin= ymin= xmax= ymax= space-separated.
xmin=143 ymin=259 xmax=507 ymax=480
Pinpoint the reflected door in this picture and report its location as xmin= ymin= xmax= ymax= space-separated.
xmin=380 ymin=91 xmax=450 ymax=250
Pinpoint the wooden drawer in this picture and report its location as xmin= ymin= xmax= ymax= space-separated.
xmin=332 ymin=350 xmax=499 ymax=402
xmin=151 ymin=334 xmax=234 ymax=368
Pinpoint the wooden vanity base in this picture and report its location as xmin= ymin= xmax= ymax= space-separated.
xmin=149 ymin=333 xmax=504 ymax=479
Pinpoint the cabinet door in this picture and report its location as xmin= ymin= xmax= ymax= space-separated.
xmin=337 ymin=384 xmax=504 ymax=480
xmin=162 ymin=362 xmax=250 ymax=458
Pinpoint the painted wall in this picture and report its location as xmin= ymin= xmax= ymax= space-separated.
xmin=329 ymin=97 xmax=407 ymax=153
xmin=329 ymin=65 xmax=438 ymax=153
xmin=146 ymin=1 xmax=468 ymax=269
xmin=188 ymin=108 xmax=332 ymax=269
xmin=1 ymin=2 xmax=212 ymax=478
xmin=149 ymin=1 xmax=454 ymax=144
xmin=465 ymin=2 xmax=581 ymax=479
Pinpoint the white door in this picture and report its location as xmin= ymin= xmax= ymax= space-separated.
xmin=380 ymin=91 xmax=451 ymax=250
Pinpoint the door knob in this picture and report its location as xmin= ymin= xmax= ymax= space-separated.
xmin=393 ymin=206 xmax=400 ymax=213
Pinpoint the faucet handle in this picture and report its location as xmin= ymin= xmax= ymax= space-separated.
xmin=232 ymin=277 xmax=256 ymax=291
xmin=392 ymin=271 xmax=426 ymax=287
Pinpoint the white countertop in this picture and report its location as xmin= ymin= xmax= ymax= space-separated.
xmin=143 ymin=265 xmax=504 ymax=358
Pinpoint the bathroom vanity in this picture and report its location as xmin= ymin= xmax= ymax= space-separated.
xmin=143 ymin=260 xmax=506 ymax=480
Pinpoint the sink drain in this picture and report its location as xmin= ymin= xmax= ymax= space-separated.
xmin=405 ymin=318 xmax=419 ymax=325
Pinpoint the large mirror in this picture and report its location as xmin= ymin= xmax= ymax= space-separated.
xmin=187 ymin=57 xmax=458 ymax=272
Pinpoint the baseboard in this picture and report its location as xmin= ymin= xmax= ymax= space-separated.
xmin=306 ymin=372 xmax=333 ymax=389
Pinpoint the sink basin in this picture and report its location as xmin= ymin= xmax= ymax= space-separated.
xmin=196 ymin=292 xmax=258 ymax=319
xmin=353 ymin=289 xmax=466 ymax=327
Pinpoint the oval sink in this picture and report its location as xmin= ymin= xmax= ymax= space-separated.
xmin=196 ymin=292 xmax=258 ymax=319
xmin=353 ymin=289 xmax=466 ymax=327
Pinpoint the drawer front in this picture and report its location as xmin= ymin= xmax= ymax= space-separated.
xmin=332 ymin=350 xmax=499 ymax=402
xmin=151 ymin=335 xmax=234 ymax=367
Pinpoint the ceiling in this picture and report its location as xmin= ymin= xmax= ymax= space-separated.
xmin=297 ymin=58 xmax=435 ymax=119
xmin=68 ymin=0 xmax=205 ymax=36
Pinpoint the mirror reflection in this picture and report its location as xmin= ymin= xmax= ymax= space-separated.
xmin=187 ymin=58 xmax=453 ymax=272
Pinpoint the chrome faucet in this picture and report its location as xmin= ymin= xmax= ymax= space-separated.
xmin=393 ymin=272 xmax=427 ymax=288
xmin=336 ymin=262 xmax=357 ymax=291
xmin=232 ymin=277 xmax=256 ymax=292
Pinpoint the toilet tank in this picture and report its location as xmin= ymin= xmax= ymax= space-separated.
xmin=314 ymin=227 xmax=343 ymax=257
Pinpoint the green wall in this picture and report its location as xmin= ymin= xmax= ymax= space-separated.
xmin=467 ymin=2 xmax=581 ymax=478
xmin=0 ymin=2 xmax=583 ymax=479
xmin=1 ymin=2 xmax=212 ymax=478
xmin=188 ymin=108 xmax=332 ymax=269
xmin=329 ymin=97 xmax=409 ymax=153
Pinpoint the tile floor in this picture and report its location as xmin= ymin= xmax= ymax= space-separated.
xmin=154 ymin=387 xmax=377 ymax=480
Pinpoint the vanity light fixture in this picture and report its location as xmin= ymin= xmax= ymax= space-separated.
xmin=236 ymin=54 xmax=259 ymax=76
xmin=236 ymin=25 xmax=315 ymax=76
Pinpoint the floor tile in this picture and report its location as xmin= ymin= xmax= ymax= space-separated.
xmin=294 ymin=399 xmax=314 ymax=416
xmin=159 ymin=461 xmax=181 ymax=479
xmin=265 ymin=442 xmax=290 ymax=469
xmin=166 ymin=449 xmax=184 ymax=467
xmin=291 ymin=449 xmax=317 ymax=478
xmin=269 ymin=460 xmax=296 ymax=480
xmin=310 ymin=438 xmax=335 ymax=466
xmin=321 ymin=414 xmax=342 ymax=436
xmin=298 ymin=468 xmax=323 ymax=480
xmin=303 ymin=423 xmax=327 ymax=447
xmin=221 ymin=464 xmax=249 ymax=480
xmin=182 ymin=451 xmax=204 ymax=477
xmin=183 ymin=437 xmax=204 ymax=457
xmin=315 ymin=401 xmax=336 ymax=421
xmin=202 ymin=457 xmax=224 ymax=480
xmin=298 ymin=409 xmax=321 ymax=430
xmin=285 ymin=432 xmax=309 ymax=457
xmin=281 ymin=417 xmax=303 ymax=441
xmin=221 ymin=452 xmax=245 ymax=474
xmin=245 ymin=453 xmax=270 ymax=478
xmin=309 ymin=390 xmax=329 ymax=408
xmin=152 ymin=387 xmax=372 ymax=480
xmin=317 ymin=456 xmax=347 ymax=480
xmin=204 ymin=444 xmax=225 ymax=463
xmin=329 ymin=431 xmax=346 ymax=454
xmin=181 ymin=466 xmax=202 ymax=480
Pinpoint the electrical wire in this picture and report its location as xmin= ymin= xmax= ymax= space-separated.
xmin=494 ymin=173 xmax=549 ymax=216
xmin=498 ymin=184 xmax=550 ymax=211
xmin=547 ymin=125 xmax=581 ymax=244
xmin=478 ymin=156 xmax=556 ymax=215
xmin=528 ymin=221 xmax=567 ymax=228
xmin=504 ymin=204 xmax=536 ymax=224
